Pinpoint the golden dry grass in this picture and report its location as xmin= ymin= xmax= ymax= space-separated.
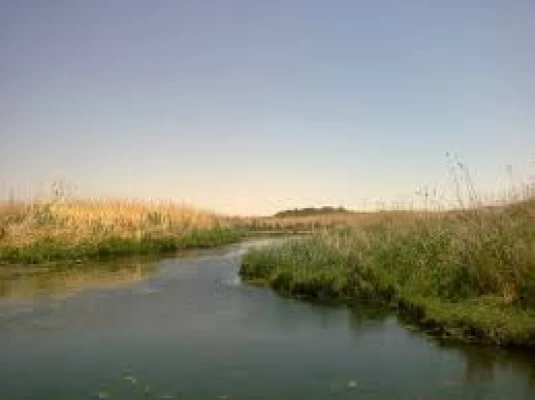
xmin=0 ymin=198 xmax=230 ymax=247
xmin=239 ymin=209 xmax=435 ymax=232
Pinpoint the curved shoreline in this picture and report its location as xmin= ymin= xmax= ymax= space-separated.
xmin=0 ymin=228 xmax=245 ymax=264
xmin=240 ymin=272 xmax=535 ymax=348
xmin=239 ymin=227 xmax=535 ymax=349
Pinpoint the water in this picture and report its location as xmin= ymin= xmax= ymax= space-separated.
xmin=0 ymin=240 xmax=534 ymax=399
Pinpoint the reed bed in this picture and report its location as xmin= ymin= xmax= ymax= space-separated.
xmin=0 ymin=199 xmax=242 ymax=263
xmin=240 ymin=197 xmax=535 ymax=347
xmin=236 ymin=210 xmax=429 ymax=233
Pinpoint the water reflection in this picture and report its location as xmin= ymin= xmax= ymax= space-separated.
xmin=445 ymin=342 xmax=535 ymax=389
xmin=348 ymin=301 xmax=535 ymax=393
xmin=462 ymin=346 xmax=497 ymax=384
xmin=348 ymin=301 xmax=391 ymax=329
xmin=0 ymin=257 xmax=157 ymax=301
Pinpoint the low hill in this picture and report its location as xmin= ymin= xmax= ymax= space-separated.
xmin=273 ymin=206 xmax=352 ymax=218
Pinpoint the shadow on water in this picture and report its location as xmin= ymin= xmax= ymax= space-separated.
xmin=435 ymin=339 xmax=535 ymax=389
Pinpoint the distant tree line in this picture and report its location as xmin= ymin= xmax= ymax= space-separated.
xmin=273 ymin=206 xmax=350 ymax=218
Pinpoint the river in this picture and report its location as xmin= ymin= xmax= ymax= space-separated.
xmin=0 ymin=239 xmax=533 ymax=399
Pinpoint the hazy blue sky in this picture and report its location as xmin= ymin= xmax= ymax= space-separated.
xmin=1 ymin=1 xmax=534 ymax=214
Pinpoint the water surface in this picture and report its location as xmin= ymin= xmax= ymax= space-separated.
xmin=0 ymin=240 xmax=534 ymax=399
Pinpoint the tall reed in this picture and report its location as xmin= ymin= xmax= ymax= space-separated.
xmin=0 ymin=198 xmax=241 ymax=263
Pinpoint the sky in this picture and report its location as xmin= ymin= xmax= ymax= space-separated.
xmin=1 ymin=1 xmax=534 ymax=215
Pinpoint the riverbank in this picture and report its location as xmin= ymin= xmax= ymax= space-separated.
xmin=0 ymin=227 xmax=245 ymax=264
xmin=0 ymin=199 xmax=246 ymax=263
xmin=240 ymin=199 xmax=535 ymax=347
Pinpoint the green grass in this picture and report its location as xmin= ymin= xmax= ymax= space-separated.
xmin=240 ymin=202 xmax=535 ymax=347
xmin=0 ymin=227 xmax=245 ymax=264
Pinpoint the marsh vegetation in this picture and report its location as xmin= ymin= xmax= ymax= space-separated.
xmin=0 ymin=198 xmax=243 ymax=263
xmin=3 ymin=178 xmax=535 ymax=351
xmin=241 ymin=197 xmax=535 ymax=347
